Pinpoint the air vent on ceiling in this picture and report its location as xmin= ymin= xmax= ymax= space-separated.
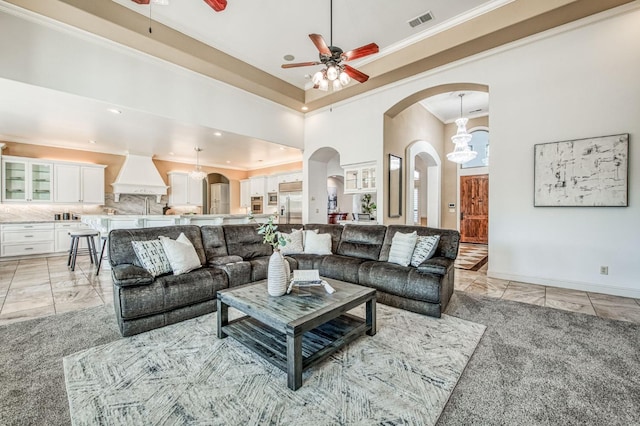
xmin=408 ymin=11 xmax=434 ymax=28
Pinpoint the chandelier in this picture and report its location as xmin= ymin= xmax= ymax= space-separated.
xmin=189 ymin=147 xmax=207 ymax=181
xmin=446 ymin=94 xmax=478 ymax=164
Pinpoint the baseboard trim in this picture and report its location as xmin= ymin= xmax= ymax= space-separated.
xmin=487 ymin=269 xmax=640 ymax=299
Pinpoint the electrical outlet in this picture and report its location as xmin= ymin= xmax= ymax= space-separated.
xmin=600 ymin=266 xmax=608 ymax=275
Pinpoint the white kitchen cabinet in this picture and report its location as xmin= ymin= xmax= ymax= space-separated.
xmin=277 ymin=171 xmax=302 ymax=184
xmin=1 ymin=223 xmax=55 ymax=256
xmin=266 ymin=175 xmax=279 ymax=193
xmin=249 ymin=176 xmax=266 ymax=197
xmin=54 ymin=163 xmax=105 ymax=204
xmin=2 ymin=157 xmax=53 ymax=203
xmin=344 ymin=164 xmax=377 ymax=194
xmin=81 ymin=166 xmax=106 ymax=203
xmin=168 ymin=172 xmax=203 ymax=206
xmin=240 ymin=179 xmax=250 ymax=208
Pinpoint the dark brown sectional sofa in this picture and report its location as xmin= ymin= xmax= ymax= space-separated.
xmin=109 ymin=223 xmax=460 ymax=336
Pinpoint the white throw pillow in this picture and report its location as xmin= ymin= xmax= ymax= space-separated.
xmin=387 ymin=231 xmax=418 ymax=267
xmin=302 ymin=229 xmax=319 ymax=248
xmin=131 ymin=239 xmax=172 ymax=277
xmin=410 ymin=235 xmax=441 ymax=267
xmin=159 ymin=233 xmax=202 ymax=275
xmin=279 ymin=229 xmax=304 ymax=255
xmin=304 ymin=232 xmax=332 ymax=255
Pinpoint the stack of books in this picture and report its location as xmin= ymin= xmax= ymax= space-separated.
xmin=287 ymin=270 xmax=335 ymax=294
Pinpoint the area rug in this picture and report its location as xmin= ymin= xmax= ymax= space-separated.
xmin=63 ymin=305 xmax=486 ymax=425
xmin=454 ymin=243 xmax=488 ymax=271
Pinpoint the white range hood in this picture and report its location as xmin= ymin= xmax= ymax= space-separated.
xmin=111 ymin=154 xmax=168 ymax=203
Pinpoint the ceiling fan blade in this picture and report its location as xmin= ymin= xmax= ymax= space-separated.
xmin=309 ymin=34 xmax=331 ymax=56
xmin=281 ymin=62 xmax=322 ymax=69
xmin=203 ymin=0 xmax=227 ymax=12
xmin=131 ymin=0 xmax=151 ymax=4
xmin=342 ymin=43 xmax=379 ymax=61
xmin=343 ymin=64 xmax=370 ymax=83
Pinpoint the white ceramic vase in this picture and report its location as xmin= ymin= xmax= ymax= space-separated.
xmin=268 ymin=249 xmax=289 ymax=296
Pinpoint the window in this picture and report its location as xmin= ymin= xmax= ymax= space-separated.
xmin=461 ymin=130 xmax=489 ymax=169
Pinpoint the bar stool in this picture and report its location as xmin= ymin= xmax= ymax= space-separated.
xmin=67 ymin=229 xmax=100 ymax=271
xmin=96 ymin=232 xmax=109 ymax=276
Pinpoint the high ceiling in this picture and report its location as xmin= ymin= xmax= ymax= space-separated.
xmin=0 ymin=0 xmax=633 ymax=169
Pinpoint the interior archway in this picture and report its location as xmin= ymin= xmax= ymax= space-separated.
xmin=205 ymin=172 xmax=230 ymax=214
xmin=307 ymin=147 xmax=341 ymax=224
xmin=405 ymin=141 xmax=441 ymax=227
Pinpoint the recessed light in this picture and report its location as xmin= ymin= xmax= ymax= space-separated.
xmin=301 ymin=106 xmax=309 ymax=111
xmin=226 ymin=161 xmax=231 ymax=164
xmin=279 ymin=147 xmax=286 ymax=151
xmin=107 ymin=108 xmax=122 ymax=114
xmin=214 ymin=131 xmax=222 ymax=137
xmin=283 ymin=54 xmax=295 ymax=61
xmin=169 ymin=152 xmax=174 ymax=156
xmin=88 ymin=140 xmax=96 ymax=144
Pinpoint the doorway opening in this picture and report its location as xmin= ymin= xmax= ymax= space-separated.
xmin=405 ymin=141 xmax=441 ymax=227
xmin=205 ymin=173 xmax=230 ymax=214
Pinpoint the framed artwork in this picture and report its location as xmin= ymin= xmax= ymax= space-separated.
xmin=388 ymin=154 xmax=402 ymax=217
xmin=534 ymin=133 xmax=628 ymax=207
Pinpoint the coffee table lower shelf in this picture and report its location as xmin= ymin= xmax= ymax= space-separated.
xmin=222 ymin=313 xmax=368 ymax=375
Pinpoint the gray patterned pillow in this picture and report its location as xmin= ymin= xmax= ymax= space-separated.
xmin=410 ymin=235 xmax=440 ymax=267
xmin=278 ymin=229 xmax=304 ymax=255
xmin=131 ymin=239 xmax=172 ymax=277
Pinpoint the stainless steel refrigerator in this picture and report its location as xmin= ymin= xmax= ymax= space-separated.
xmin=279 ymin=181 xmax=303 ymax=224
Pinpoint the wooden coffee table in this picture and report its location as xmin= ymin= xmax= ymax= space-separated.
xmin=216 ymin=278 xmax=376 ymax=390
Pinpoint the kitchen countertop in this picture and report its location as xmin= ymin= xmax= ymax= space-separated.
xmin=0 ymin=220 xmax=82 ymax=224
xmin=79 ymin=214 xmax=275 ymax=219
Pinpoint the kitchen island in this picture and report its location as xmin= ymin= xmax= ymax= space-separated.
xmin=81 ymin=214 xmax=276 ymax=232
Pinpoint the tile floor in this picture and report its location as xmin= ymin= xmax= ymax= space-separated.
xmin=0 ymin=250 xmax=639 ymax=326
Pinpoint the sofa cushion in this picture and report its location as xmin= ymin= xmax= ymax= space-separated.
xmin=214 ymin=261 xmax=252 ymax=287
xmin=417 ymin=256 xmax=453 ymax=276
xmin=131 ymin=239 xmax=172 ymax=277
xmin=320 ymin=254 xmax=367 ymax=283
xmin=109 ymin=226 xmax=206 ymax=268
xmin=208 ymin=255 xmax=244 ymax=266
xmin=387 ymin=231 xmax=418 ymax=267
xmin=337 ymin=224 xmax=387 ymax=261
xmin=359 ymin=261 xmax=442 ymax=303
xmin=410 ymin=235 xmax=440 ymax=267
xmin=161 ymin=267 xmax=227 ymax=312
xmin=249 ymin=256 xmax=270 ymax=281
xmin=223 ymin=224 xmax=272 ymax=260
xmin=159 ymin=233 xmax=202 ymax=275
xmin=288 ymin=254 xmax=324 ymax=270
xmin=379 ymin=225 xmax=460 ymax=262
xmin=200 ymin=226 xmax=229 ymax=260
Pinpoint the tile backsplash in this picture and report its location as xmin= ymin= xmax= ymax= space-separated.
xmin=0 ymin=193 xmax=200 ymax=222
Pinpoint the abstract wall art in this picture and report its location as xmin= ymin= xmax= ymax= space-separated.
xmin=534 ymin=134 xmax=628 ymax=207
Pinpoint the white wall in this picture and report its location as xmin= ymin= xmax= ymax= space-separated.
xmin=0 ymin=9 xmax=304 ymax=149
xmin=303 ymin=4 xmax=640 ymax=298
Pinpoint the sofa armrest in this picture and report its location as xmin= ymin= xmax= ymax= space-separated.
xmin=417 ymin=256 xmax=453 ymax=276
xmin=111 ymin=264 xmax=154 ymax=287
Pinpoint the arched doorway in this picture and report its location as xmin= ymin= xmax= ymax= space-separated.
xmin=205 ymin=173 xmax=230 ymax=214
xmin=306 ymin=147 xmax=347 ymax=224
xmin=405 ymin=141 xmax=441 ymax=227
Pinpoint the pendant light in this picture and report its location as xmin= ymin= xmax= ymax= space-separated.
xmin=446 ymin=94 xmax=478 ymax=164
xmin=189 ymin=147 xmax=207 ymax=181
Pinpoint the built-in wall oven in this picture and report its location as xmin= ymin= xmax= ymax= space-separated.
xmin=267 ymin=192 xmax=278 ymax=206
xmin=251 ymin=196 xmax=263 ymax=214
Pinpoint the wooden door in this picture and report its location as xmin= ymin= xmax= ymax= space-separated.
xmin=460 ymin=175 xmax=488 ymax=244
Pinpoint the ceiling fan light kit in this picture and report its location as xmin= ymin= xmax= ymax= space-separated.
xmin=130 ymin=0 xmax=227 ymax=12
xmin=280 ymin=0 xmax=378 ymax=92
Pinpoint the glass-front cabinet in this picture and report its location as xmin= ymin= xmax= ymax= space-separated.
xmin=344 ymin=163 xmax=377 ymax=194
xmin=2 ymin=157 xmax=53 ymax=202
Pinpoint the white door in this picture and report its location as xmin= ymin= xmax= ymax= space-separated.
xmin=188 ymin=178 xmax=203 ymax=206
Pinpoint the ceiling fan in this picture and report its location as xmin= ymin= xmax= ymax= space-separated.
xmin=131 ymin=0 xmax=227 ymax=12
xmin=281 ymin=0 xmax=378 ymax=91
